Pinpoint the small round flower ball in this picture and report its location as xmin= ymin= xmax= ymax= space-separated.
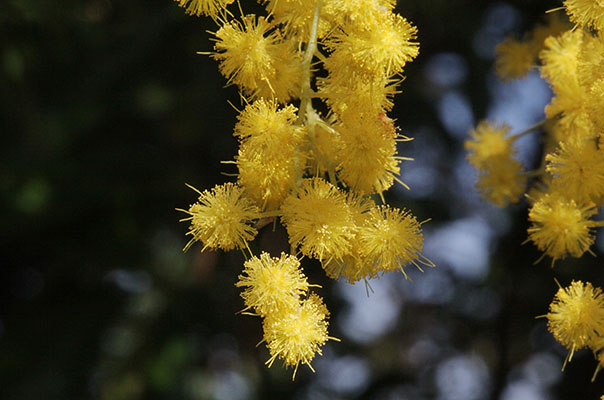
xmin=465 ymin=121 xmax=513 ymax=169
xmin=236 ymin=252 xmax=310 ymax=316
xmin=181 ymin=183 xmax=259 ymax=252
xmin=527 ymin=192 xmax=597 ymax=262
xmin=476 ymin=154 xmax=527 ymax=207
xmin=547 ymin=281 xmax=604 ymax=358
xmin=263 ymin=293 xmax=332 ymax=378
xmin=281 ymin=178 xmax=356 ymax=261
xmin=546 ymin=138 xmax=604 ymax=206
xmin=495 ymin=37 xmax=536 ymax=81
xmin=564 ymin=0 xmax=604 ymax=31
xmin=358 ymin=205 xmax=424 ymax=278
xmin=174 ymin=0 xmax=233 ymax=18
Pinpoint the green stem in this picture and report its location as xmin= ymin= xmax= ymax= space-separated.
xmin=522 ymin=168 xmax=545 ymax=178
xmin=297 ymin=0 xmax=322 ymax=125
xmin=510 ymin=120 xmax=546 ymax=142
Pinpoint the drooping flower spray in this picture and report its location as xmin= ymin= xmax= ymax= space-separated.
xmin=466 ymin=2 xmax=604 ymax=386
xmin=174 ymin=0 xmax=432 ymax=378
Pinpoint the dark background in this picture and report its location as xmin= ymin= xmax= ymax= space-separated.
xmin=2 ymin=0 xmax=604 ymax=399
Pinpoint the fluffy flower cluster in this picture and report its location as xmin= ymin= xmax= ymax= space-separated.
xmin=546 ymin=281 xmax=604 ymax=374
xmin=465 ymin=121 xmax=526 ymax=207
xmin=236 ymin=252 xmax=334 ymax=378
xmin=468 ymin=3 xmax=604 ymax=388
xmin=176 ymin=0 xmax=429 ymax=377
xmin=466 ymin=6 xmax=604 ymax=265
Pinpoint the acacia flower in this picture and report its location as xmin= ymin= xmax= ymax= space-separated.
xmin=564 ymin=0 xmax=604 ymax=31
xmin=476 ymin=154 xmax=527 ymax=207
xmin=465 ymin=121 xmax=513 ymax=168
xmin=358 ymin=205 xmax=425 ymax=278
xmin=262 ymin=0 xmax=332 ymax=41
xmin=546 ymin=281 xmax=604 ymax=363
xmin=546 ymin=138 xmax=604 ymax=205
xmin=336 ymin=112 xmax=403 ymax=194
xmin=495 ymin=37 xmax=536 ymax=81
xmin=179 ymin=183 xmax=259 ymax=252
xmin=174 ymin=0 xmax=233 ymax=18
xmin=263 ymin=293 xmax=333 ymax=378
xmin=234 ymin=100 xmax=307 ymax=210
xmin=321 ymin=193 xmax=375 ymax=283
xmin=539 ymin=30 xmax=583 ymax=91
xmin=281 ymin=178 xmax=356 ymax=261
xmin=323 ymin=0 xmax=396 ymax=33
xmin=212 ymin=15 xmax=302 ymax=101
xmin=234 ymin=99 xmax=302 ymax=144
xmin=527 ymin=192 xmax=597 ymax=262
xmin=317 ymin=73 xmax=399 ymax=115
xmin=326 ymin=12 xmax=419 ymax=79
xmin=236 ymin=252 xmax=310 ymax=317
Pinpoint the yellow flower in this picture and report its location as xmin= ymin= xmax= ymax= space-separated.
xmin=323 ymin=0 xmax=396 ymax=33
xmin=262 ymin=0 xmax=332 ymax=41
xmin=336 ymin=112 xmax=403 ymax=194
xmin=540 ymin=30 xmax=583 ymax=92
xmin=212 ymin=15 xmax=302 ymax=102
xmin=317 ymin=73 xmax=399 ymax=115
xmin=358 ymin=205 xmax=425 ymax=278
xmin=527 ymin=192 xmax=597 ymax=262
xmin=465 ymin=121 xmax=513 ymax=168
xmin=546 ymin=138 xmax=604 ymax=205
xmin=236 ymin=138 xmax=304 ymax=211
xmin=281 ymin=178 xmax=356 ymax=261
xmin=576 ymin=31 xmax=604 ymax=89
xmin=236 ymin=252 xmax=310 ymax=317
xmin=173 ymin=0 xmax=233 ymax=18
xmin=476 ymin=154 xmax=527 ymax=207
xmin=234 ymin=99 xmax=307 ymax=210
xmin=179 ymin=183 xmax=259 ymax=252
xmin=546 ymin=281 xmax=604 ymax=363
xmin=233 ymin=99 xmax=302 ymax=144
xmin=263 ymin=293 xmax=333 ymax=378
xmin=321 ymin=194 xmax=375 ymax=283
xmin=495 ymin=37 xmax=536 ymax=81
xmin=564 ymin=0 xmax=604 ymax=31
xmin=325 ymin=12 xmax=418 ymax=79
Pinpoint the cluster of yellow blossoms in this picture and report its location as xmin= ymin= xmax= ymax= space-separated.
xmin=544 ymin=280 xmax=604 ymax=380
xmin=174 ymin=0 xmax=429 ymax=377
xmin=466 ymin=0 xmax=604 ymax=387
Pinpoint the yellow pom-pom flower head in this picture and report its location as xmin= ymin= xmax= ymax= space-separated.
xmin=495 ymin=37 xmax=536 ymax=81
xmin=178 ymin=183 xmax=260 ymax=252
xmin=539 ymin=29 xmax=583 ymax=92
xmin=465 ymin=121 xmax=513 ymax=168
xmin=281 ymin=178 xmax=356 ymax=262
xmin=236 ymin=252 xmax=310 ymax=317
xmin=326 ymin=13 xmax=418 ymax=79
xmin=546 ymin=280 xmax=604 ymax=365
xmin=234 ymin=99 xmax=302 ymax=144
xmin=358 ymin=205 xmax=427 ymax=278
xmin=527 ymin=193 xmax=597 ymax=263
xmin=564 ymin=0 xmax=604 ymax=31
xmin=476 ymin=154 xmax=527 ymax=207
xmin=336 ymin=112 xmax=405 ymax=195
xmin=318 ymin=73 xmax=399 ymax=116
xmin=174 ymin=0 xmax=233 ymax=18
xmin=321 ymin=193 xmax=375 ymax=283
xmin=263 ymin=293 xmax=335 ymax=379
xmin=212 ymin=15 xmax=302 ymax=101
xmin=546 ymin=138 xmax=604 ymax=205
xmin=234 ymin=100 xmax=307 ymax=210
